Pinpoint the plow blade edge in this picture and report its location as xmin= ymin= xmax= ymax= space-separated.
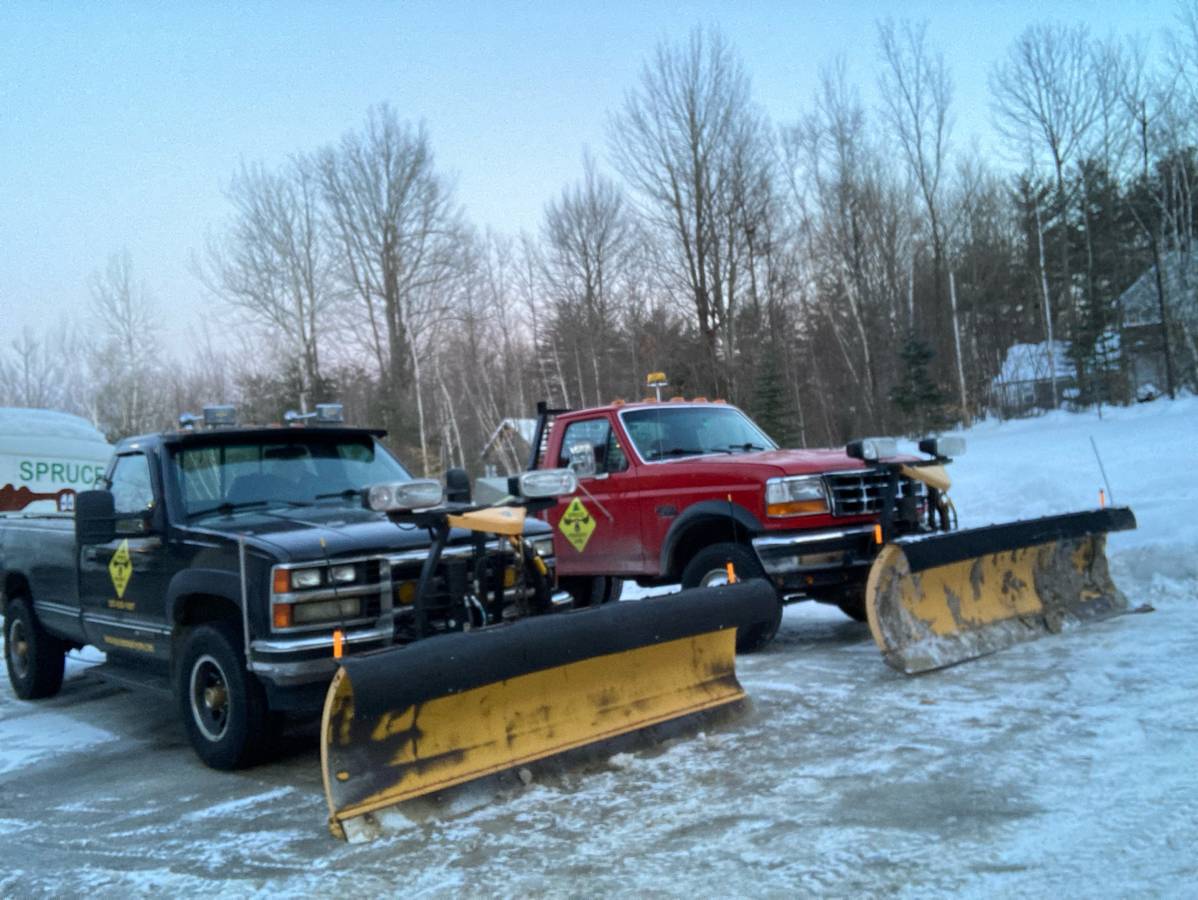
xmin=321 ymin=580 xmax=777 ymax=840
xmin=866 ymin=507 xmax=1136 ymax=674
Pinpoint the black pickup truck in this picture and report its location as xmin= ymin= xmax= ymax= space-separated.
xmin=0 ymin=414 xmax=558 ymax=769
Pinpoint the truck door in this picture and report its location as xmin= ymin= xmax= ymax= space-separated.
xmin=548 ymin=416 xmax=646 ymax=576
xmin=79 ymin=452 xmax=173 ymax=662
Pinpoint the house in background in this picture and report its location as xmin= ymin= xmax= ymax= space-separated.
xmin=989 ymin=341 xmax=1075 ymax=416
xmin=480 ymin=417 xmax=537 ymax=475
xmin=1116 ymin=250 xmax=1197 ymax=396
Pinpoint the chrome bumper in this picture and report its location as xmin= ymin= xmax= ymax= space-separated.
xmin=751 ymin=525 xmax=877 ymax=576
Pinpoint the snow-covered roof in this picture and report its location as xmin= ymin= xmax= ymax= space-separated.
xmin=992 ymin=341 xmax=1073 ymax=386
xmin=480 ymin=417 xmax=538 ymax=456
xmin=0 ymin=407 xmax=106 ymax=443
xmin=1118 ymin=251 xmax=1198 ymax=328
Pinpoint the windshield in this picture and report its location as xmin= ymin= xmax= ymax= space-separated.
xmin=620 ymin=406 xmax=777 ymax=461
xmin=172 ymin=436 xmax=411 ymax=518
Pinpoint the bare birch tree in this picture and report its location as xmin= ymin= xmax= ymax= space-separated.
xmin=200 ymin=157 xmax=335 ymax=408
xmin=991 ymin=23 xmax=1100 ymax=370
xmin=877 ymin=18 xmax=954 ymax=355
xmin=541 ymin=154 xmax=636 ymax=407
xmin=89 ymin=252 xmax=166 ymax=437
xmin=609 ymin=27 xmax=771 ymax=398
xmin=317 ymin=106 xmax=466 ymax=472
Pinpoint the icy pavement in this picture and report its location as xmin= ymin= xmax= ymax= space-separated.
xmin=1 ymin=397 xmax=1195 ymax=897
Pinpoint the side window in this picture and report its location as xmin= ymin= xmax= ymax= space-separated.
xmin=605 ymin=429 xmax=629 ymax=473
xmin=109 ymin=454 xmax=155 ymax=516
xmin=557 ymin=419 xmax=629 ymax=475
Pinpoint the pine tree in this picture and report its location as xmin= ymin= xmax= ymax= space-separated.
xmin=889 ymin=332 xmax=949 ymax=435
xmin=751 ymin=341 xmax=797 ymax=446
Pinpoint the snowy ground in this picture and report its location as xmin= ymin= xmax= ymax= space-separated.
xmin=1 ymin=398 xmax=1195 ymax=897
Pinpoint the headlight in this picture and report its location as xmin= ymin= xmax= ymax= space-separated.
xmin=329 ymin=564 xmax=357 ymax=584
xmin=765 ymin=475 xmax=829 ymax=517
xmin=290 ymin=568 xmax=322 ymax=590
xmin=528 ymin=534 xmax=555 ymax=558
xmin=292 ymin=597 xmax=361 ymax=625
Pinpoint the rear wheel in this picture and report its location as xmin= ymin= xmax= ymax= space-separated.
xmin=680 ymin=543 xmax=781 ymax=653
xmin=176 ymin=622 xmax=270 ymax=770
xmin=3 ymin=596 xmax=65 ymax=699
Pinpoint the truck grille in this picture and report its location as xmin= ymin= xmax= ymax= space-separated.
xmin=826 ymin=469 xmax=925 ymax=517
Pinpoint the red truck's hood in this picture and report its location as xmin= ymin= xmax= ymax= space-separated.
xmin=653 ymin=447 xmax=870 ymax=477
xmin=642 ymin=447 xmax=928 ymax=481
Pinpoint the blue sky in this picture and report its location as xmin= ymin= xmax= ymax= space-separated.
xmin=0 ymin=1 xmax=1179 ymax=352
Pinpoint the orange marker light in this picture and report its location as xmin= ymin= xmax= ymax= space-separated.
xmin=333 ymin=629 xmax=344 ymax=660
xmin=725 ymin=561 xmax=738 ymax=584
xmin=873 ymin=524 xmax=883 ymax=545
xmin=273 ymin=603 xmax=293 ymax=629
xmin=272 ymin=569 xmax=290 ymax=594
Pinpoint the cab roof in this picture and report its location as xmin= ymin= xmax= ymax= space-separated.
xmin=116 ymin=425 xmax=386 ymax=454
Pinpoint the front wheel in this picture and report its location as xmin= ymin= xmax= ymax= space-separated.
xmin=4 ymin=596 xmax=65 ymax=699
xmin=680 ymin=543 xmax=782 ymax=653
xmin=176 ymin=622 xmax=270 ymax=770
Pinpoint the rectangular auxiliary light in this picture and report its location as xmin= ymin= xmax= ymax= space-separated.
xmin=518 ymin=468 xmax=578 ymax=499
xmin=366 ymin=479 xmax=444 ymax=512
xmin=203 ymin=405 xmax=238 ymax=428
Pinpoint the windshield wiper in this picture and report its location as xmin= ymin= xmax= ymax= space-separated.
xmin=188 ymin=499 xmax=309 ymax=520
xmin=729 ymin=442 xmax=768 ymax=451
xmin=314 ymin=488 xmax=362 ymax=502
xmin=651 ymin=447 xmax=733 ymax=459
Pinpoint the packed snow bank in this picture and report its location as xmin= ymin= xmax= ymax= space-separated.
xmin=937 ymin=394 xmax=1198 ymax=554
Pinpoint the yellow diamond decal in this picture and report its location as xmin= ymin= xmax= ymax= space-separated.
xmin=109 ymin=539 xmax=133 ymax=598
xmin=559 ymin=497 xmax=596 ymax=553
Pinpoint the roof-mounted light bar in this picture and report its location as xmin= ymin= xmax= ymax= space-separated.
xmin=284 ymin=403 xmax=345 ymax=426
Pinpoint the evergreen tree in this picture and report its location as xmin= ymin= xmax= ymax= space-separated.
xmin=889 ymin=332 xmax=950 ymax=435
xmin=750 ymin=341 xmax=797 ymax=446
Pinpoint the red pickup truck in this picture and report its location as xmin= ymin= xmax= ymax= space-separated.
xmin=529 ymin=399 xmax=951 ymax=650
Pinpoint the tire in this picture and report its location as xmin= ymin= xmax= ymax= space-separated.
xmin=3 ymin=596 xmax=65 ymax=700
xmin=680 ymin=543 xmax=782 ymax=653
xmin=815 ymin=584 xmax=869 ymax=622
xmin=560 ymin=575 xmax=624 ymax=608
xmin=836 ymin=594 xmax=868 ymax=623
xmin=176 ymin=621 xmax=270 ymax=770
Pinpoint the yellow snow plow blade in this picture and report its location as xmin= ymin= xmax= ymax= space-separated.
xmin=866 ymin=507 xmax=1136 ymax=674
xmin=321 ymin=580 xmax=777 ymax=840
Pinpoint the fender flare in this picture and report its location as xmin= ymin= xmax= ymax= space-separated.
xmin=166 ymin=569 xmax=243 ymax=626
xmin=659 ymin=501 xmax=763 ymax=577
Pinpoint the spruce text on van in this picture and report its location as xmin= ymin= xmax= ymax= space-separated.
xmin=17 ymin=460 xmax=105 ymax=486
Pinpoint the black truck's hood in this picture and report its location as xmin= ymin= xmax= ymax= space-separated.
xmin=190 ymin=505 xmax=552 ymax=562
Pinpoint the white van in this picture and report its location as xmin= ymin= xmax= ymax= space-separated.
xmin=0 ymin=408 xmax=113 ymax=514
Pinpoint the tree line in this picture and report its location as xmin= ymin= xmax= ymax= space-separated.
xmin=4 ymin=10 xmax=1198 ymax=474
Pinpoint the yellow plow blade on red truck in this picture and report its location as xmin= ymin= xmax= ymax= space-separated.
xmin=321 ymin=580 xmax=777 ymax=841
xmin=865 ymin=507 xmax=1137 ymax=674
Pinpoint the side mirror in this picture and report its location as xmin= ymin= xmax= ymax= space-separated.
xmin=445 ymin=467 xmax=472 ymax=504
xmin=76 ymin=490 xmax=116 ymax=545
xmin=567 ymin=442 xmax=596 ymax=479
